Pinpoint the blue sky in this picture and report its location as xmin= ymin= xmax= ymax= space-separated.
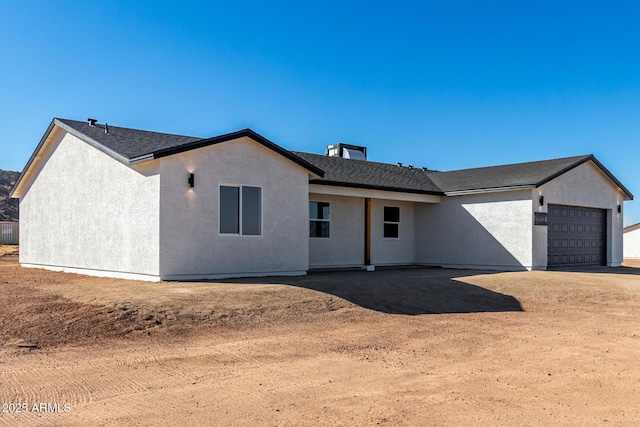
xmin=2 ymin=1 xmax=639 ymax=224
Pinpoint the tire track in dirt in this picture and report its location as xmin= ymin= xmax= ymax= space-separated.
xmin=0 ymin=338 xmax=315 ymax=427
xmin=0 ymin=334 xmax=313 ymax=426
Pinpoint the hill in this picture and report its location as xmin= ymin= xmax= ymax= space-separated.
xmin=0 ymin=169 xmax=20 ymax=221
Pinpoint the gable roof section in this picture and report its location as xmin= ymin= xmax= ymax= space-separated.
xmin=624 ymin=223 xmax=640 ymax=233
xmin=56 ymin=118 xmax=202 ymax=160
xmin=292 ymin=151 xmax=443 ymax=195
xmin=12 ymin=118 xmax=632 ymax=201
xmin=11 ymin=119 xmax=324 ymax=196
xmin=55 ymin=119 xmax=323 ymax=176
xmin=428 ymin=154 xmax=633 ymax=199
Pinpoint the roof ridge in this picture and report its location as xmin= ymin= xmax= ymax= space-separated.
xmin=291 ymin=150 xmax=437 ymax=172
xmin=428 ymin=154 xmax=592 ymax=175
xmin=56 ymin=118 xmax=203 ymax=140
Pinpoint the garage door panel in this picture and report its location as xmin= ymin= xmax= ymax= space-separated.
xmin=548 ymin=204 xmax=606 ymax=267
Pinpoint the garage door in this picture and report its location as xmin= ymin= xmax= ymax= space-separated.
xmin=548 ymin=205 xmax=606 ymax=267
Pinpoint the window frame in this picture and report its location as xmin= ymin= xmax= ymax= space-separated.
xmin=219 ymin=184 xmax=263 ymax=236
xmin=309 ymin=201 xmax=331 ymax=238
xmin=383 ymin=206 xmax=400 ymax=239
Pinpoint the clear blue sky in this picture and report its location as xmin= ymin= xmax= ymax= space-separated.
xmin=2 ymin=1 xmax=639 ymax=224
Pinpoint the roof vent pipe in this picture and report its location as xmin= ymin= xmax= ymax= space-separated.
xmin=104 ymin=123 xmax=109 ymax=134
xmin=88 ymin=118 xmax=97 ymax=126
xmin=397 ymin=162 xmax=403 ymax=167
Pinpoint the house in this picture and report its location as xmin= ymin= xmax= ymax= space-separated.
xmin=10 ymin=118 xmax=633 ymax=281
xmin=623 ymin=223 xmax=640 ymax=259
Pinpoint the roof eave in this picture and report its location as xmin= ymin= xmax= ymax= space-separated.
xmin=443 ymin=185 xmax=536 ymax=196
xmin=10 ymin=119 xmax=57 ymax=198
xmin=624 ymin=222 xmax=640 ymax=233
xmin=54 ymin=119 xmax=132 ymax=165
xmin=147 ymin=129 xmax=324 ymax=178
xmin=309 ymin=179 xmax=444 ymax=196
xmin=534 ymin=155 xmax=634 ymax=200
xmin=11 ymin=118 xmax=134 ymax=198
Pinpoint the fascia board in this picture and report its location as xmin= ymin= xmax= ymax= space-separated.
xmin=444 ymin=185 xmax=535 ymax=196
xmin=54 ymin=119 xmax=132 ymax=166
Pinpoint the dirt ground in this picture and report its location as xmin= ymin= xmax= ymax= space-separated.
xmin=1 ymin=249 xmax=640 ymax=426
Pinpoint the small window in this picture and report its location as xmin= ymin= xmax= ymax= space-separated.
xmin=384 ymin=206 xmax=399 ymax=238
xmin=220 ymin=186 xmax=240 ymax=234
xmin=220 ymin=185 xmax=262 ymax=235
xmin=310 ymin=201 xmax=330 ymax=238
xmin=242 ymin=186 xmax=262 ymax=235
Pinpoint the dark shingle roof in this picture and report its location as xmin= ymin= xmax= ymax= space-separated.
xmin=54 ymin=119 xmax=323 ymax=176
xmin=12 ymin=118 xmax=633 ymax=200
xmin=428 ymin=154 xmax=633 ymax=199
xmin=292 ymin=152 xmax=443 ymax=195
xmin=428 ymin=155 xmax=590 ymax=192
xmin=56 ymin=118 xmax=203 ymax=159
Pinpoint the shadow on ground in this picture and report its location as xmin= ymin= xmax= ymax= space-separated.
xmin=221 ymin=268 xmax=524 ymax=315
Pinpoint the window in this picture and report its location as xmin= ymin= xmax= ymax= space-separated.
xmin=384 ymin=206 xmax=399 ymax=238
xmin=220 ymin=185 xmax=262 ymax=235
xmin=310 ymin=201 xmax=330 ymax=238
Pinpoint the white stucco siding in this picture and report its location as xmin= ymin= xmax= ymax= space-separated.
xmin=307 ymin=195 xmax=421 ymax=268
xmin=414 ymin=190 xmax=533 ymax=270
xmin=534 ymin=161 xmax=626 ymax=267
xmin=370 ymin=199 xmax=414 ymax=265
xmin=158 ymin=138 xmax=310 ymax=279
xmin=624 ymin=228 xmax=640 ymax=259
xmin=308 ymin=194 xmax=364 ymax=268
xmin=19 ymin=130 xmax=160 ymax=277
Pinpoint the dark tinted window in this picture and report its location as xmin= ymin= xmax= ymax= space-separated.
xmin=242 ymin=186 xmax=262 ymax=235
xmin=310 ymin=202 xmax=330 ymax=238
xmin=384 ymin=206 xmax=400 ymax=223
xmin=384 ymin=206 xmax=399 ymax=238
xmin=384 ymin=223 xmax=399 ymax=238
xmin=310 ymin=202 xmax=330 ymax=220
xmin=220 ymin=186 xmax=239 ymax=234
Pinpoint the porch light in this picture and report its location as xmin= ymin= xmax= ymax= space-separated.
xmin=618 ymin=204 xmax=622 ymax=213
xmin=539 ymin=196 xmax=544 ymax=206
xmin=188 ymin=173 xmax=195 ymax=188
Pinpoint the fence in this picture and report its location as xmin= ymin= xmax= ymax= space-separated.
xmin=0 ymin=222 xmax=19 ymax=245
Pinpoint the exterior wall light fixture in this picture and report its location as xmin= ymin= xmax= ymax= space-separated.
xmin=188 ymin=173 xmax=195 ymax=188
xmin=618 ymin=204 xmax=622 ymax=213
xmin=539 ymin=196 xmax=544 ymax=206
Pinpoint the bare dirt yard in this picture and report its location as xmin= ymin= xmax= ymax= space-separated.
xmin=1 ymin=248 xmax=640 ymax=426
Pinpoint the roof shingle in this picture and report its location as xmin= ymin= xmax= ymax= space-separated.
xmin=56 ymin=118 xmax=202 ymax=159
xmin=292 ymin=152 xmax=443 ymax=195
xmin=15 ymin=118 xmax=631 ymax=200
xmin=427 ymin=155 xmax=592 ymax=193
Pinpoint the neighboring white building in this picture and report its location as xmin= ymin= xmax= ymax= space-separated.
xmin=623 ymin=223 xmax=640 ymax=259
xmin=10 ymin=118 xmax=634 ymax=281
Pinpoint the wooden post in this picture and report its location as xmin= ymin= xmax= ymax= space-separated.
xmin=364 ymin=198 xmax=371 ymax=265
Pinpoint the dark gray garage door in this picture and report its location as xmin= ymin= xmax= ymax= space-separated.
xmin=548 ymin=205 xmax=606 ymax=267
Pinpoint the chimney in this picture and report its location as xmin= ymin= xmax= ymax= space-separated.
xmin=326 ymin=143 xmax=367 ymax=160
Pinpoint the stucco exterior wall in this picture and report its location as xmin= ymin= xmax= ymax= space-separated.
xmin=534 ymin=161 xmax=626 ymax=267
xmin=370 ymin=199 xmax=414 ymax=265
xmin=414 ymin=190 xmax=533 ymax=270
xmin=19 ymin=130 xmax=161 ymax=278
xmin=623 ymin=228 xmax=640 ymax=259
xmin=308 ymin=193 xmax=364 ymax=268
xmin=158 ymin=137 xmax=310 ymax=279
